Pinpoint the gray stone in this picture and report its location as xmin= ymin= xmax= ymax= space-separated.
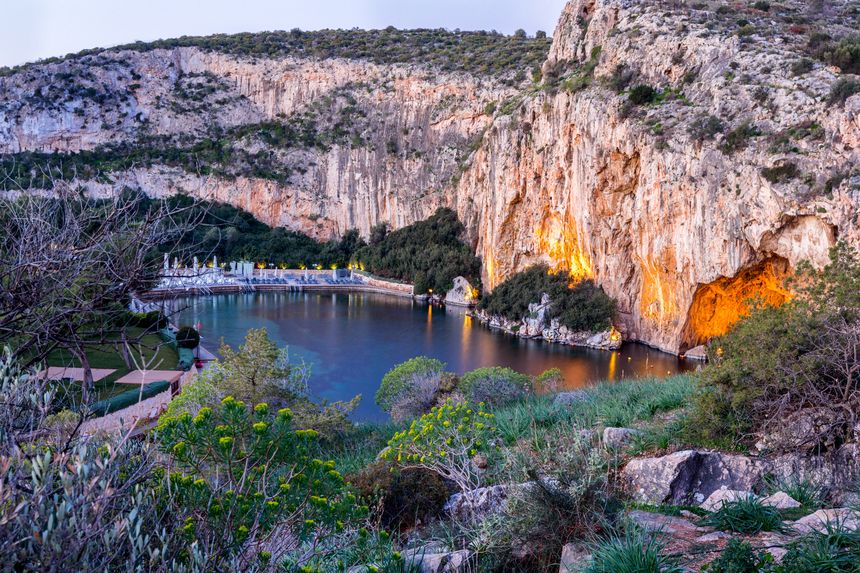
xmin=553 ymin=390 xmax=590 ymax=407
xmin=444 ymin=276 xmax=476 ymax=307
xmin=761 ymin=491 xmax=802 ymax=509
xmin=622 ymin=450 xmax=767 ymax=505
xmin=700 ymin=489 xmax=757 ymax=512
xmin=558 ymin=542 xmax=591 ymax=572
xmin=756 ymin=407 xmax=850 ymax=454
xmin=444 ymin=484 xmax=514 ymax=522
xmin=696 ymin=531 xmax=734 ymax=543
xmin=404 ymin=549 xmax=472 ymax=573
xmin=602 ymin=427 xmax=642 ymax=448
xmin=768 ymin=443 xmax=860 ymax=504
xmin=792 ymin=508 xmax=860 ymax=534
xmin=627 ymin=509 xmax=708 ymax=535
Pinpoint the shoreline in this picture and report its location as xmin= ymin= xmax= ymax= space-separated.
xmin=141 ymin=282 xmax=416 ymax=300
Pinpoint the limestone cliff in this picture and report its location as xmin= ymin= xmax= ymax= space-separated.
xmin=1 ymin=2 xmax=859 ymax=353
xmin=453 ymin=0 xmax=860 ymax=352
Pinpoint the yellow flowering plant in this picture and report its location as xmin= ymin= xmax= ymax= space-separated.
xmin=381 ymin=399 xmax=497 ymax=494
xmin=158 ymin=396 xmax=365 ymax=569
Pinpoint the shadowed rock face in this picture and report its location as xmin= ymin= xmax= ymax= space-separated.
xmin=2 ymin=0 xmax=859 ymax=353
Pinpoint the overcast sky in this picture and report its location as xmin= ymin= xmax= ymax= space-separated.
xmin=0 ymin=0 xmax=567 ymax=68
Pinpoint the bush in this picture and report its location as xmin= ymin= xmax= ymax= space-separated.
xmin=459 ymin=366 xmax=531 ymax=408
xmin=689 ymin=114 xmax=725 ymax=142
xmin=627 ymin=84 xmax=658 ymax=105
xmin=375 ymin=356 xmax=445 ymax=420
xmin=479 ymin=265 xmax=616 ymax=332
xmin=381 ymin=399 xmax=497 ymax=493
xmin=720 ymin=121 xmax=761 ymax=154
xmin=817 ymin=34 xmax=860 ymax=75
xmin=686 ymin=243 xmax=860 ymax=447
xmin=701 ymin=497 xmax=787 ymax=534
xmin=790 ymin=58 xmax=814 ymax=76
xmin=761 ymin=162 xmax=800 ymax=184
xmin=175 ymin=325 xmax=200 ymax=349
xmin=585 ymin=528 xmax=683 ymax=573
xmin=158 ymin=396 xmax=375 ymax=570
xmin=703 ymin=539 xmax=774 ymax=573
xmin=349 ymin=460 xmax=450 ymax=532
xmin=534 ymin=367 xmax=565 ymax=393
xmin=828 ymin=77 xmax=860 ymax=106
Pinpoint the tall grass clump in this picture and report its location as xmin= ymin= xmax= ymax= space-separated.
xmin=585 ymin=528 xmax=683 ymax=573
xmin=701 ymin=497 xmax=787 ymax=534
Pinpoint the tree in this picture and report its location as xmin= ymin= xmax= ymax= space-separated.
xmin=176 ymin=326 xmax=200 ymax=349
xmin=0 ymin=182 xmax=201 ymax=401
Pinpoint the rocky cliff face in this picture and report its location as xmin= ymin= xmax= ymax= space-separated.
xmin=2 ymin=1 xmax=859 ymax=353
xmin=453 ymin=0 xmax=860 ymax=352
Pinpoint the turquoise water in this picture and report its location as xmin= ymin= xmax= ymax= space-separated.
xmin=164 ymin=291 xmax=692 ymax=420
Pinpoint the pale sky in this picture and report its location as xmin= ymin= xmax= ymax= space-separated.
xmin=0 ymin=0 xmax=567 ymax=68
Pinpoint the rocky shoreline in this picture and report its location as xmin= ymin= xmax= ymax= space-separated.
xmin=468 ymin=293 xmax=623 ymax=352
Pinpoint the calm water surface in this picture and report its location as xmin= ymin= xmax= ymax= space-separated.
xmin=166 ymin=291 xmax=692 ymax=420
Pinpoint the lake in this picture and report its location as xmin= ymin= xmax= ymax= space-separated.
xmin=165 ymin=291 xmax=693 ymax=420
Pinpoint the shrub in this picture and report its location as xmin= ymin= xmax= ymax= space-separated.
xmin=381 ymin=399 xmax=497 ymax=493
xmin=175 ymin=325 xmax=200 ymax=349
xmin=534 ymin=367 xmax=565 ymax=393
xmin=607 ymin=64 xmax=636 ymax=93
xmin=375 ymin=356 xmax=445 ymax=420
xmin=751 ymin=0 xmax=770 ymax=11
xmin=627 ymin=84 xmax=658 ymax=105
xmin=686 ymin=243 xmax=860 ymax=446
xmin=498 ymin=430 xmax=613 ymax=569
xmin=585 ymin=528 xmax=683 ymax=573
xmin=703 ymin=539 xmax=774 ymax=573
xmin=761 ymin=162 xmax=800 ymax=184
xmin=689 ymin=114 xmax=725 ymax=141
xmin=158 ymin=396 xmax=372 ymax=569
xmin=790 ymin=58 xmax=814 ymax=76
xmin=817 ymin=34 xmax=860 ymax=75
xmin=720 ymin=121 xmax=761 ymax=154
xmin=700 ymin=497 xmax=787 ymax=534
xmin=459 ymin=366 xmax=531 ymax=408
xmin=828 ymin=77 xmax=860 ymax=106
xmin=479 ymin=265 xmax=616 ymax=332
xmin=349 ymin=460 xmax=450 ymax=532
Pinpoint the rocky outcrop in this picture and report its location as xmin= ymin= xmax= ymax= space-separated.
xmin=443 ymin=276 xmax=477 ymax=307
xmin=622 ymin=450 xmax=768 ymax=505
xmin=2 ymin=0 xmax=859 ymax=353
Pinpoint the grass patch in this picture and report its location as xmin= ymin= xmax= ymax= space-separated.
xmin=491 ymin=375 xmax=695 ymax=445
xmin=700 ymin=497 xmax=788 ymax=534
xmin=586 ymin=528 xmax=683 ymax=573
xmin=322 ymin=421 xmax=401 ymax=476
xmin=44 ymin=326 xmax=179 ymax=405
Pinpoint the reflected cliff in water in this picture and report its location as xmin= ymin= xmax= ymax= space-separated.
xmin=165 ymin=291 xmax=694 ymax=420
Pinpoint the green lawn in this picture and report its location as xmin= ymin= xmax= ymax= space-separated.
xmin=45 ymin=327 xmax=179 ymax=405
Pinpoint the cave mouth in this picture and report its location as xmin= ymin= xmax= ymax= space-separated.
xmin=679 ymin=257 xmax=792 ymax=354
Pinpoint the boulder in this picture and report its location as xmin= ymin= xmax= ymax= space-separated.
xmin=558 ymin=542 xmax=591 ymax=572
xmin=444 ymin=277 xmax=476 ymax=307
xmin=792 ymin=508 xmax=860 ymax=534
xmin=584 ymin=329 xmax=622 ymax=350
xmin=768 ymin=443 xmax=860 ymax=504
xmin=627 ymin=510 xmax=707 ymax=535
xmin=756 ymin=407 xmax=850 ymax=454
xmin=761 ymin=491 xmax=802 ymax=510
xmin=553 ymin=390 xmax=590 ymax=408
xmin=622 ymin=450 xmax=767 ymax=505
xmin=405 ymin=549 xmax=472 ymax=573
xmin=602 ymin=427 xmax=641 ymax=449
xmin=444 ymin=484 xmax=514 ymax=522
xmin=683 ymin=345 xmax=708 ymax=361
xmin=700 ymin=489 xmax=757 ymax=512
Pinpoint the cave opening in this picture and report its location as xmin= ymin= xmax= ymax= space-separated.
xmin=679 ymin=257 xmax=792 ymax=353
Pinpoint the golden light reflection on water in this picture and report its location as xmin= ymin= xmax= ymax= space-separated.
xmin=607 ymin=350 xmax=618 ymax=381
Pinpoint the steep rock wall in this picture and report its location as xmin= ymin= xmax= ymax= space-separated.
xmin=452 ymin=0 xmax=860 ymax=352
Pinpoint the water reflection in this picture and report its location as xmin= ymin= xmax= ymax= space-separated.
xmin=165 ymin=292 xmax=693 ymax=420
